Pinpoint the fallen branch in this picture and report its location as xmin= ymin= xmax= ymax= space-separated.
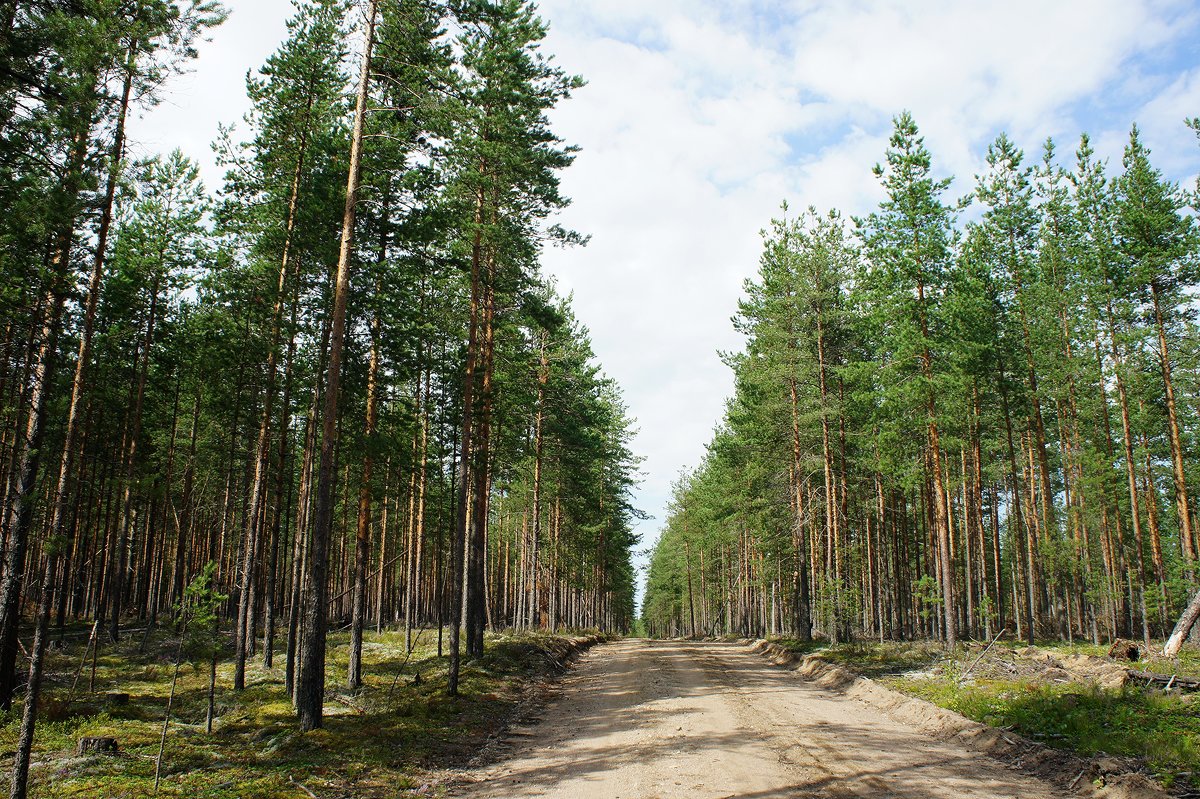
xmin=66 ymin=621 xmax=99 ymax=704
xmin=388 ymin=627 xmax=429 ymax=695
xmin=153 ymin=629 xmax=187 ymax=793
xmin=1127 ymin=669 xmax=1200 ymax=691
xmin=289 ymin=776 xmax=318 ymax=798
xmin=331 ymin=693 xmax=367 ymax=714
xmin=959 ymin=627 xmax=1006 ymax=683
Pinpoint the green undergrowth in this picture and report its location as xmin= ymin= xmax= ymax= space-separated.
xmin=771 ymin=638 xmax=945 ymax=678
xmin=895 ymin=677 xmax=1199 ymax=791
xmin=763 ymin=636 xmax=1200 ymax=791
xmin=0 ymin=626 xmax=606 ymax=798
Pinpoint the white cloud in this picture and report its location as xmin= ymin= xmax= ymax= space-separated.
xmin=131 ymin=0 xmax=294 ymax=188
xmin=1135 ymin=67 xmax=1200 ymax=178
xmin=534 ymin=0 xmax=1200 ymax=601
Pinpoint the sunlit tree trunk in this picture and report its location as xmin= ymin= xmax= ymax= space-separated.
xmin=296 ymin=0 xmax=378 ymax=730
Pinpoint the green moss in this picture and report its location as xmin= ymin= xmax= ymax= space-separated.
xmin=4 ymin=626 xmax=595 ymax=799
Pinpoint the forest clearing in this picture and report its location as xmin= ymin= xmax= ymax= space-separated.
xmin=1 ymin=631 xmax=1197 ymax=797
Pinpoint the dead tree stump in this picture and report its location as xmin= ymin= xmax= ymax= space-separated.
xmin=1107 ymin=639 xmax=1140 ymax=661
xmin=76 ymin=737 xmax=118 ymax=756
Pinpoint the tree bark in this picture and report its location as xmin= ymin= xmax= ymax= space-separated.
xmin=1165 ymin=587 xmax=1200 ymax=657
xmin=347 ymin=280 xmax=382 ymax=690
xmin=915 ymin=273 xmax=955 ymax=649
xmin=449 ymin=184 xmax=487 ymax=695
xmin=109 ymin=266 xmax=162 ymax=643
xmin=466 ymin=253 xmax=497 ymax=658
xmin=0 ymin=126 xmax=89 ymax=708
xmin=1108 ymin=307 xmax=1152 ymax=651
xmin=1150 ymin=285 xmax=1196 ymax=577
xmin=235 ymin=113 xmax=310 ymax=690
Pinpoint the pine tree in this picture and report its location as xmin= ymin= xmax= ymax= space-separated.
xmin=1115 ymin=127 xmax=1198 ymax=582
xmin=444 ymin=0 xmax=583 ymax=689
xmin=227 ymin=0 xmax=350 ymax=693
xmin=296 ymin=0 xmax=379 ymax=732
xmin=858 ymin=112 xmax=959 ymax=648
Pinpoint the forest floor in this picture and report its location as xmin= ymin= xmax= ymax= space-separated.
xmin=771 ymin=636 xmax=1200 ymax=795
xmin=451 ymin=638 xmax=1101 ymax=799
xmin=0 ymin=625 xmax=603 ymax=798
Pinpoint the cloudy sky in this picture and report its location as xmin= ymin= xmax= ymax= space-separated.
xmin=137 ymin=0 xmax=1200 ymax=603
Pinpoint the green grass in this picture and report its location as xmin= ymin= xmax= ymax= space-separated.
xmin=772 ymin=638 xmax=945 ymax=678
xmin=893 ymin=677 xmax=1200 ymax=790
xmin=1030 ymin=639 xmax=1200 ymax=680
xmin=0 ymin=626 xmax=604 ymax=798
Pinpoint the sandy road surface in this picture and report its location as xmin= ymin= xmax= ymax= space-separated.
xmin=454 ymin=639 xmax=1064 ymax=799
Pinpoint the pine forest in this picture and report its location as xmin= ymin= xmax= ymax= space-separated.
xmin=3 ymin=1 xmax=1200 ymax=797
xmin=645 ymin=113 xmax=1200 ymax=660
xmin=0 ymin=1 xmax=639 ymax=794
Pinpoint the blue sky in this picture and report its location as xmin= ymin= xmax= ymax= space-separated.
xmin=138 ymin=0 xmax=1200 ymax=608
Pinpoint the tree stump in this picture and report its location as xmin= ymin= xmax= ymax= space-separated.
xmin=1107 ymin=639 xmax=1140 ymax=661
xmin=76 ymin=737 xmax=118 ymax=756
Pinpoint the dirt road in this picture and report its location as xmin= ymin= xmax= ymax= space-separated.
xmin=454 ymin=639 xmax=1064 ymax=799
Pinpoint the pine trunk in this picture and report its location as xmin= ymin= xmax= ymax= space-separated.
xmin=296 ymin=0 xmax=377 ymax=730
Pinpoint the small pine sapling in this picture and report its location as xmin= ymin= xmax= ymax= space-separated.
xmin=154 ymin=561 xmax=227 ymax=792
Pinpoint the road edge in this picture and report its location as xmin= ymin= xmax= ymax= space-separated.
xmin=742 ymin=639 xmax=1170 ymax=799
xmin=446 ymin=633 xmax=613 ymax=792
